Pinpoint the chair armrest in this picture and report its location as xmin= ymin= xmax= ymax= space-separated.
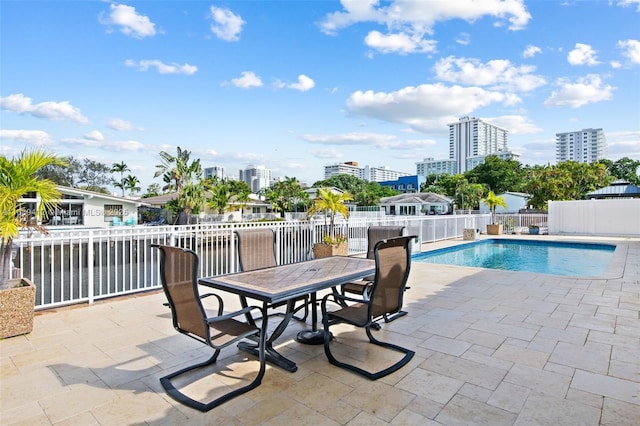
xmin=322 ymin=291 xmax=366 ymax=307
xmin=206 ymin=305 xmax=263 ymax=324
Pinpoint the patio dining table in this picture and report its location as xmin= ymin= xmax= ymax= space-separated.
xmin=199 ymin=256 xmax=375 ymax=372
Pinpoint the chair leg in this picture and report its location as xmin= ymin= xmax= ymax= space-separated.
xmin=160 ymin=334 xmax=266 ymax=412
xmin=322 ymin=317 xmax=414 ymax=380
xmin=383 ymin=310 xmax=408 ymax=323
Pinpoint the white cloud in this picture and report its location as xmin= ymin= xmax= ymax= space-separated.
xmin=209 ymin=6 xmax=245 ymax=41
xmin=124 ymin=59 xmax=197 ymax=75
xmin=617 ymin=0 xmax=640 ymax=12
xmin=60 ymin=138 xmax=145 ymax=152
xmin=487 ymin=115 xmax=542 ymax=135
xmin=101 ymin=4 xmax=157 ymax=38
xmin=455 ymin=33 xmax=470 ymax=46
xmin=604 ymin=130 xmax=640 ymax=160
xmin=567 ymin=43 xmax=600 ymax=66
xmin=346 ymin=83 xmax=511 ymax=133
xmin=364 ymin=31 xmax=437 ymax=54
xmin=309 ymin=148 xmax=343 ymax=159
xmin=544 ymin=74 xmax=614 ymax=108
xmin=0 ymin=93 xmax=89 ymax=124
xmin=108 ymin=118 xmax=137 ymax=131
xmin=617 ymin=39 xmax=640 ymax=64
xmin=304 ymin=132 xmax=436 ymax=150
xmin=0 ymin=129 xmax=53 ymax=146
xmin=84 ymin=130 xmax=104 ymax=141
xmin=288 ymin=75 xmax=315 ymax=92
xmin=320 ymin=0 xmax=531 ymax=36
xmin=230 ymin=71 xmax=263 ymax=89
xmin=522 ymin=45 xmax=541 ymax=58
xmin=433 ymin=56 xmax=546 ymax=92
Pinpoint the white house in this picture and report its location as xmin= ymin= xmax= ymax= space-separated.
xmin=20 ymin=186 xmax=145 ymax=227
xmin=379 ymin=193 xmax=453 ymax=216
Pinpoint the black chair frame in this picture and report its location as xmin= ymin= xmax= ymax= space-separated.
xmin=154 ymin=244 xmax=267 ymax=412
xmin=321 ymin=236 xmax=416 ymax=380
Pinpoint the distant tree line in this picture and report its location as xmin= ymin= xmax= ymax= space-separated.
xmin=421 ymin=156 xmax=639 ymax=211
xmin=34 ymin=148 xmax=639 ymax=217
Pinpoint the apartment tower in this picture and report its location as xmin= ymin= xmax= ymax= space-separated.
xmin=555 ymin=128 xmax=606 ymax=163
xmin=448 ymin=116 xmax=509 ymax=173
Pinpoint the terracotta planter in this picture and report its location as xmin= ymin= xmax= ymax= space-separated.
xmin=312 ymin=242 xmax=348 ymax=258
xmin=0 ymin=278 xmax=36 ymax=339
xmin=486 ymin=224 xmax=503 ymax=235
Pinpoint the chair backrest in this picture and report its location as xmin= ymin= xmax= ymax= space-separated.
xmin=366 ymin=226 xmax=406 ymax=259
xmin=368 ymin=236 xmax=415 ymax=319
xmin=235 ymin=228 xmax=277 ymax=272
xmin=154 ymin=245 xmax=209 ymax=340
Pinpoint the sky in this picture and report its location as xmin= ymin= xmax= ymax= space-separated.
xmin=1 ymin=0 xmax=639 ymax=194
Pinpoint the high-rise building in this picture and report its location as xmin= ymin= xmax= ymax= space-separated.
xmin=323 ymin=161 xmax=361 ymax=179
xmin=362 ymin=165 xmax=411 ymax=182
xmin=448 ymin=116 xmax=510 ymax=174
xmin=239 ymin=165 xmax=271 ymax=192
xmin=556 ymin=128 xmax=606 ymax=163
xmin=416 ymin=158 xmax=457 ymax=176
xmin=323 ymin=162 xmax=410 ymax=182
xmin=204 ymin=166 xmax=224 ymax=180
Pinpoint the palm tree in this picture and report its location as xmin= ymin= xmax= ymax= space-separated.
xmin=177 ymin=182 xmax=206 ymax=224
xmin=154 ymin=147 xmax=201 ymax=194
xmin=123 ymin=175 xmax=141 ymax=197
xmin=207 ymin=182 xmax=232 ymax=215
xmin=111 ymin=161 xmax=129 ymax=197
xmin=482 ymin=190 xmax=507 ymax=224
xmin=1 ymin=149 xmax=66 ymax=289
xmin=307 ymin=187 xmax=353 ymax=244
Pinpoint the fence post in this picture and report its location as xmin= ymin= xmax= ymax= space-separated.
xmin=87 ymin=230 xmax=94 ymax=305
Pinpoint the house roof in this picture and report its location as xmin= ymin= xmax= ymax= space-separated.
xmin=58 ymin=186 xmax=148 ymax=206
xmin=586 ymin=179 xmax=640 ymax=198
xmin=380 ymin=192 xmax=452 ymax=204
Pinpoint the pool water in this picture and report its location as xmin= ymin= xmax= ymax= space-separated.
xmin=412 ymin=239 xmax=616 ymax=277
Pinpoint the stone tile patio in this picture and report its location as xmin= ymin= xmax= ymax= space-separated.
xmin=1 ymin=235 xmax=638 ymax=425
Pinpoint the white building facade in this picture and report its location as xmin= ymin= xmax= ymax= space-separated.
xmin=324 ymin=162 xmax=410 ymax=182
xmin=204 ymin=166 xmax=225 ymax=180
xmin=448 ymin=116 xmax=511 ymax=174
xmin=556 ymin=128 xmax=606 ymax=163
xmin=416 ymin=158 xmax=457 ymax=176
xmin=239 ymin=165 xmax=272 ymax=192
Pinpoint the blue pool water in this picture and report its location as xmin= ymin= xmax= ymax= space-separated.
xmin=412 ymin=239 xmax=616 ymax=277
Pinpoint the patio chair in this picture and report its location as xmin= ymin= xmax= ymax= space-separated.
xmin=341 ymin=225 xmax=406 ymax=297
xmin=235 ymin=228 xmax=309 ymax=322
xmin=321 ymin=235 xmax=416 ymax=380
xmin=152 ymin=244 xmax=266 ymax=412
xmin=341 ymin=226 xmax=409 ymax=326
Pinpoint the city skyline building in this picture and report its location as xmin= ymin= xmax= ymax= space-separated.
xmin=556 ymin=128 xmax=606 ymax=163
xmin=324 ymin=162 xmax=411 ymax=182
xmin=448 ymin=116 xmax=511 ymax=173
xmin=204 ymin=166 xmax=225 ymax=180
xmin=239 ymin=164 xmax=272 ymax=193
xmin=416 ymin=116 xmax=517 ymax=176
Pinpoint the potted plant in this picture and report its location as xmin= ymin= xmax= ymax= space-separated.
xmin=482 ymin=190 xmax=507 ymax=235
xmin=307 ymin=187 xmax=353 ymax=258
xmin=528 ymin=224 xmax=540 ymax=235
xmin=0 ymin=149 xmax=64 ymax=339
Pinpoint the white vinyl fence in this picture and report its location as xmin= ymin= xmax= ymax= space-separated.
xmin=12 ymin=214 xmax=491 ymax=310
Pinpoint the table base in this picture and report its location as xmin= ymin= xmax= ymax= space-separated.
xmin=238 ymin=342 xmax=298 ymax=373
xmin=295 ymin=330 xmax=332 ymax=345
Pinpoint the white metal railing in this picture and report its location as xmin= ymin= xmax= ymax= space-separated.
xmin=12 ymin=215 xmax=490 ymax=310
xmin=493 ymin=213 xmax=548 ymax=233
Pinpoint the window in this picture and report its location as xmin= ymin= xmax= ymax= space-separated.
xmin=103 ymin=204 xmax=123 ymax=222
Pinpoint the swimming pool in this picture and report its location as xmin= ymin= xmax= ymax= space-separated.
xmin=412 ymin=239 xmax=616 ymax=277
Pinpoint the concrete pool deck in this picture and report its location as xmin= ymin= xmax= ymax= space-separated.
xmin=1 ymin=235 xmax=638 ymax=425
